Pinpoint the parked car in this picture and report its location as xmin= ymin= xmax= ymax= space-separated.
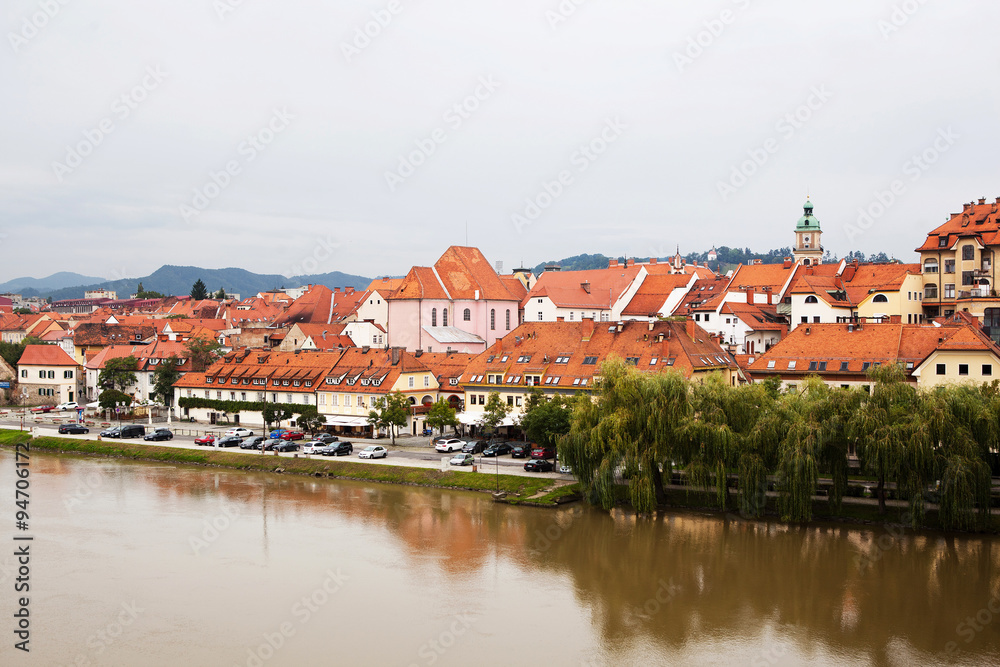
xmin=531 ymin=447 xmax=556 ymax=460
xmin=54 ymin=401 xmax=79 ymax=411
xmin=359 ymin=445 xmax=388 ymax=459
xmin=225 ymin=427 xmax=254 ymax=438
xmin=215 ymin=436 xmax=243 ymax=448
xmin=104 ymin=424 xmax=145 ymax=438
xmin=302 ymin=441 xmax=327 ymax=454
xmin=195 ymin=434 xmax=217 ymax=446
xmin=273 ymin=441 xmax=300 ymax=452
xmin=240 ymin=436 xmax=266 ymax=450
xmin=58 ymin=424 xmax=89 ymax=434
xmin=268 ymin=428 xmax=288 ymax=439
xmin=450 ymin=453 xmax=475 ymax=466
xmin=482 ymin=442 xmax=513 ymax=457
xmin=280 ymin=430 xmax=305 ymax=441
xmin=510 ymin=444 xmax=532 ymax=458
xmin=525 ymin=459 xmax=555 ymax=473
xmin=559 ymin=465 xmax=572 ymax=474
xmin=435 ymin=438 xmax=465 ymax=453
xmin=261 ymin=438 xmax=283 ymax=451
xmin=144 ymin=428 xmax=173 ymax=441
xmin=30 ymin=405 xmax=55 ymax=414
xmin=320 ymin=442 xmax=353 ymax=456
xmin=314 ymin=433 xmax=339 ymax=444
xmin=462 ymin=440 xmax=488 ymax=454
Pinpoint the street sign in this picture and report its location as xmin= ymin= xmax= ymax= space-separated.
xmin=0 ymin=381 xmax=10 ymax=389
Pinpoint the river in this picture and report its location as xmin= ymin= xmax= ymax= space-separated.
xmin=1 ymin=450 xmax=998 ymax=666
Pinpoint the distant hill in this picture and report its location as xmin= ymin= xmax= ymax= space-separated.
xmin=0 ymin=271 xmax=104 ymax=295
xmin=42 ymin=265 xmax=372 ymax=301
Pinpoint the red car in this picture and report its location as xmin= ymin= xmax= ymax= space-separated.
xmin=30 ymin=405 xmax=55 ymax=414
xmin=195 ymin=434 xmax=217 ymax=446
xmin=531 ymin=447 xmax=556 ymax=460
xmin=280 ymin=430 xmax=305 ymax=441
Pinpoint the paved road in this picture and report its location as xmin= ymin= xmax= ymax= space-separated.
xmin=0 ymin=416 xmax=572 ymax=481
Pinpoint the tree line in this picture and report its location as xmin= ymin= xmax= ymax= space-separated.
xmin=549 ymin=359 xmax=997 ymax=532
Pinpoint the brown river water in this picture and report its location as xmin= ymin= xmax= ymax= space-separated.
xmin=1 ymin=450 xmax=998 ymax=666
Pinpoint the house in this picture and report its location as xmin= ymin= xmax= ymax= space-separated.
xmin=618 ymin=273 xmax=696 ymax=320
xmin=459 ymin=318 xmax=738 ymax=424
xmin=17 ymin=344 xmax=82 ymax=405
xmin=521 ymin=265 xmax=644 ymax=324
xmin=387 ymin=246 xmax=524 ymax=354
xmin=273 ymin=285 xmax=371 ymax=327
xmin=746 ymin=317 xmax=1000 ymax=391
xmin=84 ymin=339 xmax=196 ymax=404
xmin=916 ymin=196 xmax=1000 ymax=333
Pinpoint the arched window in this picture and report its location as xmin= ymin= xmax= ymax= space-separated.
xmin=873 ymin=294 xmax=888 ymax=303
xmin=805 ymin=296 xmax=818 ymax=304
xmin=463 ymin=308 xmax=471 ymax=321
xmin=490 ymin=309 xmax=496 ymax=330
xmin=924 ymin=258 xmax=939 ymax=273
xmin=442 ymin=308 xmax=448 ymax=327
xmin=431 ymin=308 xmax=437 ymax=327
xmin=505 ymin=309 xmax=511 ymax=330
xmin=963 ymin=245 xmax=975 ymax=260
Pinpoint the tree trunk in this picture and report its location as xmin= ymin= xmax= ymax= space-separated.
xmin=651 ymin=462 xmax=667 ymax=507
xmin=877 ymin=477 xmax=886 ymax=514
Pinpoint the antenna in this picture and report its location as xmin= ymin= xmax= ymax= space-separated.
xmin=465 ymin=221 xmax=468 ymax=246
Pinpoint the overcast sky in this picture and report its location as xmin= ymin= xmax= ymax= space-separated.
xmin=1 ymin=0 xmax=997 ymax=284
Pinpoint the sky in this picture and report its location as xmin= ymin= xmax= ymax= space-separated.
xmin=1 ymin=0 xmax=998 ymax=284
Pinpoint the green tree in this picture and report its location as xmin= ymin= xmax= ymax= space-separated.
xmin=151 ymin=355 xmax=181 ymax=406
xmin=263 ymin=405 xmax=293 ymax=431
xmin=298 ymin=408 xmax=327 ymax=436
xmin=135 ymin=281 xmax=165 ymax=299
xmin=0 ymin=336 xmax=42 ymax=368
xmin=215 ymin=288 xmax=226 ymax=299
xmin=190 ymin=279 xmax=208 ymax=300
xmin=480 ymin=391 xmax=512 ymax=443
xmin=185 ymin=336 xmax=222 ymax=372
xmin=368 ymin=391 xmax=409 ymax=444
xmin=98 ymin=356 xmax=138 ymax=393
xmin=98 ymin=388 xmax=131 ymax=411
xmin=424 ymin=399 xmax=459 ymax=436
xmin=519 ymin=388 xmax=573 ymax=460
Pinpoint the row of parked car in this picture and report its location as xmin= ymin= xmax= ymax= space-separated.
xmin=434 ymin=437 xmax=566 ymax=473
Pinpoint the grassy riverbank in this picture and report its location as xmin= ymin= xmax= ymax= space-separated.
xmin=0 ymin=431 xmax=568 ymax=504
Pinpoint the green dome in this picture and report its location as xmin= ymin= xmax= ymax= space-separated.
xmin=796 ymin=200 xmax=820 ymax=231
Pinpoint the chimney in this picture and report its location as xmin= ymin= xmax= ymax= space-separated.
xmin=556 ymin=316 xmax=564 ymax=322
xmin=581 ymin=317 xmax=595 ymax=341
xmin=474 ymin=290 xmax=480 ymax=300
xmin=334 ymin=287 xmax=340 ymax=293
xmin=415 ymin=349 xmax=423 ymax=357
xmin=581 ymin=281 xmax=591 ymax=294
xmin=391 ymin=348 xmax=400 ymax=365
xmin=783 ymin=257 xmax=792 ymax=269
xmin=979 ymin=197 xmax=986 ymax=205
xmin=686 ymin=317 xmax=695 ymax=341
xmin=626 ymin=258 xmax=635 ymax=267
xmin=805 ymin=327 xmax=811 ymax=335
xmin=753 ymin=259 xmax=763 ymax=265
xmin=608 ymin=259 xmax=619 ymax=268
xmin=362 ymin=345 xmax=370 ymax=353
xmin=649 ymin=257 xmax=657 ymax=265
xmin=889 ymin=315 xmax=901 ymax=323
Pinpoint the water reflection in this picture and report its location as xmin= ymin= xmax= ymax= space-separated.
xmin=7 ymin=451 xmax=1000 ymax=666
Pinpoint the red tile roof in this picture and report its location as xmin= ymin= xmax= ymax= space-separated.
xmin=621 ymin=274 xmax=693 ymax=317
xmin=521 ymin=267 xmax=642 ymax=309
xmin=391 ymin=247 xmax=521 ymax=302
xmin=18 ymin=344 xmax=77 ymax=367
xmin=916 ymin=198 xmax=1000 ymax=252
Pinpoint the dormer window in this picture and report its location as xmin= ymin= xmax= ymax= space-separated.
xmin=938 ymin=236 xmax=948 ymax=248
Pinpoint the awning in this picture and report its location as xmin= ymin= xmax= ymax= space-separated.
xmin=457 ymin=411 xmax=519 ymax=427
xmin=326 ymin=416 xmax=371 ymax=427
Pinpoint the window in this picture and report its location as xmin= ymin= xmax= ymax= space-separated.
xmin=944 ymin=259 xmax=956 ymax=274
xmin=241 ymin=392 xmax=247 ymax=401
xmin=787 ymin=384 xmax=797 ymax=393
xmin=431 ymin=308 xmax=437 ymax=327
xmin=515 ymin=396 xmax=522 ymax=407
xmin=20 ymin=370 xmax=26 ymax=378
xmin=800 ymin=317 xmax=808 ymax=324
xmin=936 ymin=363 xmax=946 ymax=375
xmin=423 ymin=375 xmax=430 ymax=387
xmin=945 ymin=284 xmax=955 ymax=298
xmin=939 ymin=236 xmax=948 ymax=248
xmin=767 ymin=360 xmax=776 ymax=369
xmin=805 ymin=295 xmax=818 ymax=304
xmin=217 ymin=391 xmax=222 ymax=400
xmin=463 ymin=308 xmax=471 ymax=321
xmin=787 ymin=361 xmax=796 ymax=370
xmin=925 ymin=284 xmax=938 ymax=299
xmin=808 ymin=361 xmax=817 ymax=371
xmin=582 ymin=356 xmax=598 ymax=365
xmin=319 ymin=393 xmax=326 ymax=406
xmin=507 ymin=396 xmax=514 ymax=406
xmin=840 ymin=361 xmax=849 ymax=371
xmin=230 ymin=392 xmax=236 ymax=400
xmin=505 ymin=309 xmax=511 ymax=330
xmin=64 ymin=370 xmax=73 ymax=379
xmin=345 ymin=395 xmax=351 ymax=407
xmin=442 ymin=308 xmax=448 ymax=327
xmin=516 ymin=355 xmax=531 ymax=363
xmin=959 ymin=364 xmax=969 ymax=376
xmin=963 ymin=270 xmax=976 ymax=286
xmin=924 ymin=259 xmax=939 ymax=274
xmin=490 ymin=309 xmax=496 ymax=330
xmin=665 ymin=358 xmax=675 ymax=366
xmin=872 ymin=294 xmax=888 ymax=303
xmin=963 ymin=245 xmax=975 ymax=260
xmin=862 ymin=362 xmax=871 ymax=371
xmin=555 ymin=356 xmax=570 ymax=364
xmin=813 ymin=316 xmax=820 ymax=323
xmin=649 ymin=358 xmax=658 ymax=365
xmin=48 ymin=370 xmax=55 ymax=379
xmin=983 ymin=365 xmax=992 ymax=376
xmin=537 ymin=312 xmax=543 ymax=321
xmin=694 ymin=314 xmax=700 ymax=321
xmin=38 ymin=370 xmax=44 ymax=379
xmin=408 ymin=377 xmax=414 ymax=388
xmin=625 ymin=357 xmax=640 ymax=365
xmin=704 ymin=314 xmax=710 ymax=322
xmin=331 ymin=394 xmax=338 ymax=406
xmin=569 ymin=312 xmax=574 ymax=321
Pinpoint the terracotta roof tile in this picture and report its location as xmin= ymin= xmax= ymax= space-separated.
xmin=18 ymin=344 xmax=77 ymax=367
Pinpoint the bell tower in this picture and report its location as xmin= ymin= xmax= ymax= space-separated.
xmin=793 ymin=199 xmax=823 ymax=266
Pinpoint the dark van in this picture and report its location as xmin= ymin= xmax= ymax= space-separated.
xmin=118 ymin=424 xmax=146 ymax=438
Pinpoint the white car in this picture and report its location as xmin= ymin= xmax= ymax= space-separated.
xmin=559 ymin=465 xmax=573 ymax=474
xmin=359 ymin=445 xmax=388 ymax=459
xmin=54 ymin=402 xmax=79 ymax=411
xmin=449 ymin=453 xmax=474 ymax=466
xmin=225 ymin=427 xmax=254 ymax=438
xmin=434 ymin=438 xmax=465 ymax=453
xmin=302 ymin=441 xmax=326 ymax=454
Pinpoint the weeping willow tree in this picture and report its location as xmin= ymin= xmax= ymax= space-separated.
xmin=774 ymin=381 xmax=825 ymax=522
xmin=922 ymin=385 xmax=996 ymax=530
xmin=848 ymin=364 xmax=925 ymax=516
xmin=796 ymin=377 xmax=862 ymax=513
xmin=561 ymin=357 xmax=689 ymax=513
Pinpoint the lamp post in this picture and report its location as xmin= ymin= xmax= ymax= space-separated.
xmin=20 ymin=388 xmax=28 ymax=431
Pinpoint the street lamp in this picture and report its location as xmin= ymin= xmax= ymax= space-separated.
xmin=20 ymin=388 xmax=28 ymax=431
